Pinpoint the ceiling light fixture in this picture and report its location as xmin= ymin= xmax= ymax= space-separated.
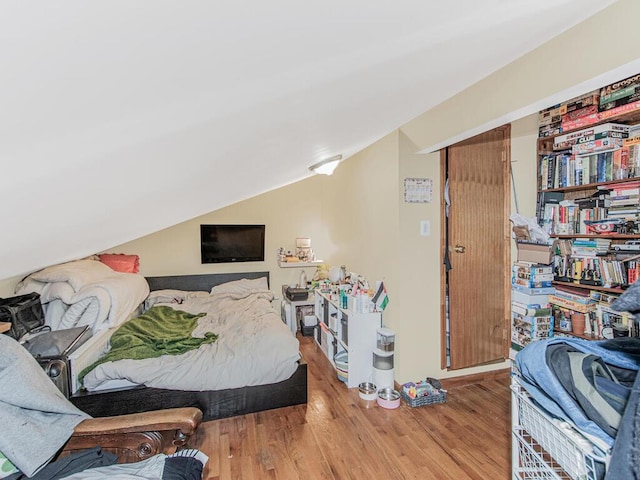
xmin=309 ymin=154 xmax=343 ymax=176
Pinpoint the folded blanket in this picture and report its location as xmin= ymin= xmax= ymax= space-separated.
xmin=15 ymin=259 xmax=150 ymax=334
xmin=79 ymin=306 xmax=217 ymax=383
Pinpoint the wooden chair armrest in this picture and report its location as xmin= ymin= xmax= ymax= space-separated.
xmin=62 ymin=407 xmax=203 ymax=464
xmin=72 ymin=407 xmax=202 ymax=436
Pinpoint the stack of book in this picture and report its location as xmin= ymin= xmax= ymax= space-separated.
xmin=553 ymin=122 xmax=630 ymax=150
xmin=538 ymin=89 xmax=602 ymax=137
xmin=510 ymin=264 xmax=555 ymax=357
xmin=512 ymin=261 xmax=554 ymax=288
xmin=605 ymin=181 xmax=640 ymax=221
xmin=571 ymin=238 xmax=611 ymax=257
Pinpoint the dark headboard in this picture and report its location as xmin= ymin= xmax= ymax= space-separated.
xmin=145 ymin=271 xmax=270 ymax=292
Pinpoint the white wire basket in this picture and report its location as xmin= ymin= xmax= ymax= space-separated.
xmin=511 ymin=377 xmax=609 ymax=480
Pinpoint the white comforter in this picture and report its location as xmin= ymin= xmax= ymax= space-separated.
xmin=15 ymin=259 xmax=150 ymax=334
xmin=82 ymin=287 xmax=301 ymax=391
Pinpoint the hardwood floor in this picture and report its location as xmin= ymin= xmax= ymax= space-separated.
xmin=191 ymin=335 xmax=512 ymax=479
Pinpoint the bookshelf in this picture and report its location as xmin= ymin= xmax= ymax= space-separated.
xmin=533 ymin=75 xmax=640 ymax=341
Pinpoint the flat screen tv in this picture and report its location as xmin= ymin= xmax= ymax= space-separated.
xmin=200 ymin=224 xmax=265 ymax=264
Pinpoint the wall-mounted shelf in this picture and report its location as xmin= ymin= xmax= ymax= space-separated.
xmin=278 ymin=260 xmax=324 ymax=268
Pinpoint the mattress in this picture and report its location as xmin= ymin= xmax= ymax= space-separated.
xmin=80 ymin=286 xmax=300 ymax=392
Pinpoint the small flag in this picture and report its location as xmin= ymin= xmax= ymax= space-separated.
xmin=372 ymin=281 xmax=389 ymax=311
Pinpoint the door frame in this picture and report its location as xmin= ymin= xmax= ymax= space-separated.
xmin=439 ymin=125 xmax=512 ymax=370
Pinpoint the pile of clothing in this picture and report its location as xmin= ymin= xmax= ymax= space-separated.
xmin=516 ymin=336 xmax=640 ymax=480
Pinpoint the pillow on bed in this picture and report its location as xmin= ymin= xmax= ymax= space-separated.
xmin=145 ymin=289 xmax=186 ymax=309
xmin=210 ymin=277 xmax=269 ymax=296
xmin=27 ymin=259 xmax=116 ymax=287
xmin=144 ymin=289 xmax=210 ymax=310
xmin=98 ymin=253 xmax=140 ymax=273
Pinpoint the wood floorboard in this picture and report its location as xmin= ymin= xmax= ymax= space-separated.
xmin=191 ymin=335 xmax=511 ymax=479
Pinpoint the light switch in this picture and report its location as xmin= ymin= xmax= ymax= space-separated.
xmin=420 ymin=220 xmax=430 ymax=236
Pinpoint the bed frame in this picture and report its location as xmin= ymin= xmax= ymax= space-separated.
xmin=69 ymin=271 xmax=308 ymax=421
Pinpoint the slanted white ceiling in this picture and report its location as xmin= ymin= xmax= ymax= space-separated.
xmin=0 ymin=0 xmax=617 ymax=279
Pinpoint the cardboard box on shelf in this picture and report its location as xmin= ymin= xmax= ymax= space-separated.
xmin=599 ymin=73 xmax=640 ymax=104
xmin=599 ymin=100 xmax=640 ymax=119
xmin=562 ymin=104 xmax=598 ymax=123
xmin=565 ymin=91 xmax=600 ymax=111
xmin=516 ymin=241 xmax=556 ymax=265
xmin=539 ymin=105 xmax=566 ymax=123
xmin=572 ymin=137 xmax=624 ymax=156
xmin=561 ymin=113 xmax=601 ymax=132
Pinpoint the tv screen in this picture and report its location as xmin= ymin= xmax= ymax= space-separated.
xmin=200 ymin=224 xmax=265 ymax=264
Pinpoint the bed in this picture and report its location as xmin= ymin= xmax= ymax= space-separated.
xmin=16 ymin=263 xmax=308 ymax=421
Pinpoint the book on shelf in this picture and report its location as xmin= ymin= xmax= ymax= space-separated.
xmin=511 ymin=277 xmax=553 ymax=289
xmin=599 ymin=100 xmax=640 ymax=120
xmin=511 ymin=313 xmax=554 ymax=350
xmin=511 ymin=284 xmax=555 ymax=296
xmin=512 ymin=261 xmax=553 ymax=275
xmin=536 ymin=191 xmax=564 ymax=223
xmin=511 ymin=301 xmax=552 ymax=317
xmin=609 ymin=185 xmax=640 ymax=196
xmin=573 ymin=138 xmax=624 ymax=156
xmin=511 ymin=289 xmax=553 ymax=306
xmin=554 ymin=283 xmax=593 ymax=299
xmin=549 ymin=294 xmax=596 ymax=313
xmin=512 ymin=315 xmax=552 ymax=337
xmin=608 ymin=195 xmax=639 ymax=205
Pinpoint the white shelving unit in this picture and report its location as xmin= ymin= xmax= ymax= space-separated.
xmin=313 ymin=290 xmax=381 ymax=388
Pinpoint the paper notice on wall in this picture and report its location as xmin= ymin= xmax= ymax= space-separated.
xmin=404 ymin=178 xmax=432 ymax=203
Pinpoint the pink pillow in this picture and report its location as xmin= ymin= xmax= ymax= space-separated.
xmin=98 ymin=253 xmax=140 ymax=273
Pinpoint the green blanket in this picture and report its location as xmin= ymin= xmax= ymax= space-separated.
xmin=79 ymin=305 xmax=217 ymax=383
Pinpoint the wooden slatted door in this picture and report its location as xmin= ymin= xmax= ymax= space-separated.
xmin=442 ymin=125 xmax=511 ymax=370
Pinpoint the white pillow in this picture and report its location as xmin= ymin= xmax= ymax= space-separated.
xmin=28 ymin=259 xmax=117 ymax=290
xmin=144 ymin=289 xmax=213 ymax=310
xmin=210 ymin=277 xmax=269 ymax=296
